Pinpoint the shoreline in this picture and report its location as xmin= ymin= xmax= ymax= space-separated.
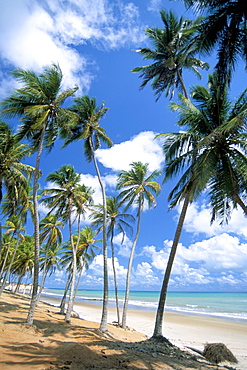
xmin=41 ymin=292 xmax=247 ymax=324
xmin=2 ymin=290 xmax=241 ymax=370
xmin=41 ymin=295 xmax=247 ymax=370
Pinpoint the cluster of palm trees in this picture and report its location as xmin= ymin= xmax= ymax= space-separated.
xmin=0 ymin=0 xmax=247 ymax=342
xmin=0 ymin=64 xmax=161 ymax=332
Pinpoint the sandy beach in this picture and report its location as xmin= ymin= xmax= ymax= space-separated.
xmin=0 ymin=290 xmax=246 ymax=369
xmin=43 ymin=295 xmax=247 ymax=369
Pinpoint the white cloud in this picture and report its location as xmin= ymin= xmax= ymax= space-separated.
xmin=0 ymin=0 xmax=145 ymax=97
xmin=142 ymin=232 xmax=247 ymax=288
xmin=114 ymin=234 xmax=133 ymax=258
xmin=96 ymin=131 xmax=164 ymax=172
xmin=147 ymin=0 xmax=162 ymax=12
xmin=180 ymin=201 xmax=247 ymax=238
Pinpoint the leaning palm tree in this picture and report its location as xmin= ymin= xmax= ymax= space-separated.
xmin=38 ymin=214 xmax=64 ymax=301
xmin=182 ymin=0 xmax=247 ymax=87
xmin=117 ymin=162 xmax=161 ymax=329
xmin=0 ymin=216 xmax=26 ymax=296
xmin=59 ymin=230 xmax=99 ymax=314
xmin=39 ymin=244 xmax=63 ymax=296
xmin=132 ymin=9 xmax=209 ymax=100
xmin=152 ymin=72 xmax=247 ymax=338
xmin=91 ymin=197 xmax=134 ymax=325
xmin=1 ymin=64 xmax=78 ymax=325
xmin=61 ymin=95 xmax=113 ymax=332
xmin=74 ymin=226 xmax=101 ymax=294
xmin=40 ymin=165 xmax=94 ymax=323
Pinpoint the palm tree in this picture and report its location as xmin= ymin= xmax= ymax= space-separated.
xmin=91 ymin=197 xmax=134 ymax=324
xmin=40 ymin=165 xmax=94 ymax=322
xmin=38 ymin=214 xmax=64 ymax=301
xmin=0 ymin=233 xmax=14 ymax=283
xmin=0 ymin=121 xmax=34 ymax=206
xmin=1 ymin=182 xmax=35 ymax=224
xmin=1 ymin=64 xmax=78 ymax=325
xmin=132 ymin=9 xmax=209 ymax=100
xmin=152 ymin=73 xmax=247 ymax=338
xmin=59 ymin=229 xmax=99 ymax=314
xmin=117 ymin=162 xmax=161 ymax=329
xmin=74 ymin=226 xmax=101 ymax=294
xmin=0 ymin=216 xmax=25 ymax=296
xmin=182 ymin=0 xmax=247 ymax=86
xmin=61 ymin=95 xmax=113 ymax=332
xmin=39 ymin=244 xmax=63 ymax=295
xmin=11 ymin=235 xmax=35 ymax=294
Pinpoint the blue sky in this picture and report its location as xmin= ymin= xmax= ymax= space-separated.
xmin=0 ymin=0 xmax=247 ymax=292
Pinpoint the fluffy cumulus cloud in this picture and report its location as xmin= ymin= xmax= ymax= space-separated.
xmin=180 ymin=201 xmax=247 ymax=238
xmin=141 ymin=232 xmax=247 ymax=289
xmin=0 ymin=0 xmax=145 ymax=97
xmin=96 ymin=131 xmax=164 ymax=172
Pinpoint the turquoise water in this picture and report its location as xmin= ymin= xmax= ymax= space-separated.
xmin=42 ymin=289 xmax=247 ymax=321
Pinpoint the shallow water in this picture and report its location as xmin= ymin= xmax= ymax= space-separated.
xmin=42 ymin=289 xmax=247 ymax=322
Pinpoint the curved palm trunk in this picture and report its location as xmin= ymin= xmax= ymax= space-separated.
xmin=0 ymin=245 xmax=10 ymax=282
xmin=27 ymin=126 xmax=46 ymax=326
xmin=74 ymin=259 xmax=85 ymax=298
xmin=65 ymin=211 xmax=77 ymax=323
xmin=90 ymin=140 xmax=108 ymax=332
xmin=110 ymin=230 xmax=120 ymax=324
xmin=60 ymin=273 xmax=72 ymax=314
xmin=0 ymin=239 xmax=19 ymax=296
xmin=152 ymin=195 xmax=190 ymax=337
xmin=122 ymin=203 xmax=142 ymax=330
xmin=14 ymin=273 xmax=24 ymax=294
xmin=37 ymin=262 xmax=48 ymax=304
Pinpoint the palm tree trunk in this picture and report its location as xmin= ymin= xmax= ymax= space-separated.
xmin=26 ymin=126 xmax=46 ymax=326
xmin=65 ymin=211 xmax=77 ymax=323
xmin=60 ymin=274 xmax=72 ymax=314
xmin=0 ymin=245 xmax=10 ymax=282
xmin=152 ymin=195 xmax=190 ymax=338
xmin=0 ymin=239 xmax=19 ymax=296
xmin=14 ymin=273 xmax=24 ymax=294
xmin=89 ymin=139 xmax=108 ymax=332
xmin=37 ymin=261 xmax=48 ymax=304
xmin=122 ymin=202 xmax=142 ymax=329
xmin=110 ymin=231 xmax=120 ymax=324
xmin=74 ymin=260 xmax=84 ymax=298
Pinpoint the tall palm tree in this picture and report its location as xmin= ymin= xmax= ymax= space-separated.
xmin=0 ymin=216 xmax=25 ymax=296
xmin=152 ymin=73 xmax=247 ymax=338
xmin=61 ymin=95 xmax=113 ymax=332
xmin=182 ymin=0 xmax=247 ymax=87
xmin=132 ymin=9 xmax=209 ymax=100
xmin=38 ymin=214 xmax=64 ymax=301
xmin=91 ymin=197 xmax=134 ymax=324
xmin=117 ymin=162 xmax=161 ymax=329
xmin=1 ymin=64 xmax=78 ymax=325
xmin=40 ymin=165 xmax=94 ymax=322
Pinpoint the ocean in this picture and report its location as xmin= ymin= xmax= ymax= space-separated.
xmin=41 ymin=289 xmax=247 ymax=322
